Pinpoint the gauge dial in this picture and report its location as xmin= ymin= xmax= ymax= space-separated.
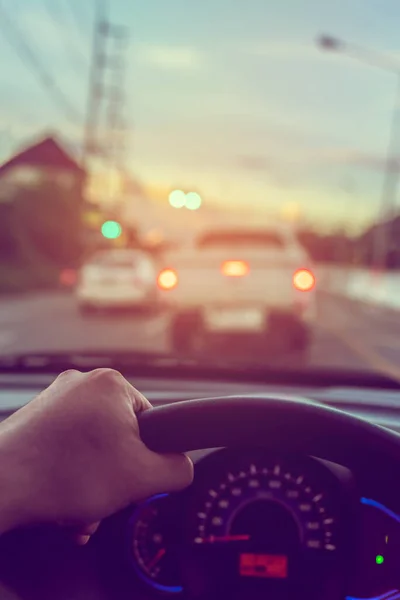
xmin=185 ymin=450 xmax=345 ymax=600
xmin=129 ymin=494 xmax=183 ymax=594
xmin=193 ymin=459 xmax=336 ymax=553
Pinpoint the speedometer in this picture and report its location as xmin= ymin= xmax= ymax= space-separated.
xmin=185 ymin=449 xmax=347 ymax=600
xmin=193 ymin=460 xmax=336 ymax=552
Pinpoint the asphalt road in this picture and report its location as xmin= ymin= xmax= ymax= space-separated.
xmin=0 ymin=291 xmax=399 ymax=378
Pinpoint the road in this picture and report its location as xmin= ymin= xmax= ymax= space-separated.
xmin=0 ymin=291 xmax=399 ymax=378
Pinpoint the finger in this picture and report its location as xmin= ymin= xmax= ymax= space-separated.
xmin=132 ymin=451 xmax=194 ymax=501
xmin=60 ymin=521 xmax=100 ymax=535
xmin=69 ymin=522 xmax=100 ymax=545
xmin=55 ymin=369 xmax=83 ymax=383
xmin=77 ymin=521 xmax=100 ymax=536
xmin=75 ymin=534 xmax=91 ymax=546
xmin=126 ymin=383 xmax=152 ymax=413
xmin=151 ymin=452 xmax=194 ymax=493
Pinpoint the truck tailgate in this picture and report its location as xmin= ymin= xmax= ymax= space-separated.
xmin=162 ymin=249 xmax=303 ymax=307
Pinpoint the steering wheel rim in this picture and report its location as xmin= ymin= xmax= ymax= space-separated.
xmin=138 ymin=395 xmax=400 ymax=472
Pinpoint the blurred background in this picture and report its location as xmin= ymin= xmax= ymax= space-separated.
xmin=1 ymin=0 xmax=400 ymax=377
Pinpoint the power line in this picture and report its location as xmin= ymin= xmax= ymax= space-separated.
xmin=42 ymin=0 xmax=88 ymax=70
xmin=0 ymin=1 xmax=81 ymax=124
xmin=64 ymin=0 xmax=86 ymax=34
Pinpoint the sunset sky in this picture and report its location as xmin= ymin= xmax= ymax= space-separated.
xmin=2 ymin=0 xmax=400 ymax=232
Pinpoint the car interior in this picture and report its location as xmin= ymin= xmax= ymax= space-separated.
xmin=2 ymin=1 xmax=400 ymax=599
xmin=0 ymin=361 xmax=399 ymax=600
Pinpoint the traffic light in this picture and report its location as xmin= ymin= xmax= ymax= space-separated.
xmin=101 ymin=221 xmax=122 ymax=239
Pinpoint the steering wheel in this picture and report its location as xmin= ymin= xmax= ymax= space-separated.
xmin=1 ymin=395 xmax=399 ymax=600
xmin=138 ymin=394 xmax=400 ymax=467
xmin=136 ymin=395 xmax=400 ymax=600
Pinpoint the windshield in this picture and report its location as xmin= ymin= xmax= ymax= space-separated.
xmin=1 ymin=1 xmax=399 ymax=378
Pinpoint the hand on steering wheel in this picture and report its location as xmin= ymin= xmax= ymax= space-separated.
xmin=0 ymin=369 xmax=193 ymax=542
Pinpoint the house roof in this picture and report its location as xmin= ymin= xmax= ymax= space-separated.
xmin=0 ymin=135 xmax=84 ymax=177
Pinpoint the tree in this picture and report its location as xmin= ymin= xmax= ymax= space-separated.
xmin=12 ymin=180 xmax=83 ymax=268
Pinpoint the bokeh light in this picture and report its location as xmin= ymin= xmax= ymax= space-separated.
xmin=169 ymin=189 xmax=186 ymax=208
xmin=101 ymin=221 xmax=122 ymax=239
xmin=185 ymin=192 xmax=202 ymax=210
xmin=293 ymin=269 xmax=315 ymax=292
xmin=157 ymin=269 xmax=178 ymax=290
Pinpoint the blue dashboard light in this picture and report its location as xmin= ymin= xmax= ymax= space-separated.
xmin=361 ymin=498 xmax=400 ymax=525
xmin=128 ymin=493 xmax=183 ymax=594
xmin=345 ymin=592 xmax=400 ymax=600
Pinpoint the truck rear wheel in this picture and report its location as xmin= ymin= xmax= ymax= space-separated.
xmin=267 ymin=313 xmax=311 ymax=364
xmin=285 ymin=321 xmax=311 ymax=365
xmin=170 ymin=311 xmax=204 ymax=355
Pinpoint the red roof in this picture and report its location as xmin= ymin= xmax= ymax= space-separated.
xmin=0 ymin=136 xmax=84 ymax=177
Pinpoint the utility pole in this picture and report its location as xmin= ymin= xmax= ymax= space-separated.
xmin=82 ymin=0 xmax=107 ymax=167
xmin=103 ymin=23 xmax=130 ymax=206
xmin=83 ymin=1 xmax=129 ymax=206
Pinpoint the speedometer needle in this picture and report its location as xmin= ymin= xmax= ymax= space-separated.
xmin=147 ymin=548 xmax=166 ymax=570
xmin=201 ymin=534 xmax=250 ymax=544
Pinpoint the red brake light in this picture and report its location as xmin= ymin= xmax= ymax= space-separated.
xmin=59 ymin=268 xmax=77 ymax=287
xmin=157 ymin=268 xmax=178 ymax=290
xmin=293 ymin=269 xmax=315 ymax=292
xmin=221 ymin=260 xmax=249 ymax=277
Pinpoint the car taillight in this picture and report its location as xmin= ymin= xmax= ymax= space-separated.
xmin=157 ymin=268 xmax=178 ymax=290
xmin=293 ymin=268 xmax=315 ymax=292
xmin=221 ymin=260 xmax=249 ymax=277
xmin=59 ymin=268 xmax=77 ymax=287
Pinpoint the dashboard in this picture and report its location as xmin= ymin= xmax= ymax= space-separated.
xmin=111 ymin=448 xmax=400 ymax=600
xmin=1 ymin=373 xmax=400 ymax=600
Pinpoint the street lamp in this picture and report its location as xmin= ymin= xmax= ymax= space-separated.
xmin=317 ymin=34 xmax=400 ymax=270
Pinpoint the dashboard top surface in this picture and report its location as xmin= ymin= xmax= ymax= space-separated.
xmin=0 ymin=373 xmax=400 ymax=432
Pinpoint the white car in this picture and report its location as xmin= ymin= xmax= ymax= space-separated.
xmin=76 ymin=249 xmax=159 ymax=313
xmin=158 ymin=226 xmax=317 ymax=358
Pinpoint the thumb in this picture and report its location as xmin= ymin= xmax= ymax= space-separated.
xmin=132 ymin=450 xmax=194 ymax=501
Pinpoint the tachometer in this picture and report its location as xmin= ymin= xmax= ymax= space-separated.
xmin=129 ymin=494 xmax=183 ymax=594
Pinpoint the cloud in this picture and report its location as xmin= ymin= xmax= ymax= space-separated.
xmin=298 ymin=147 xmax=398 ymax=172
xmin=136 ymin=44 xmax=204 ymax=70
xmin=234 ymin=143 xmax=400 ymax=192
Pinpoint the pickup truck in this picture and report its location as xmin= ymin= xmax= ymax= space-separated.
xmin=157 ymin=226 xmax=316 ymax=360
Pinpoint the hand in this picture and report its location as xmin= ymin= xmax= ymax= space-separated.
xmin=0 ymin=369 xmax=193 ymax=541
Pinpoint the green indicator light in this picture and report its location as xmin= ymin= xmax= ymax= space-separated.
xmin=101 ymin=221 xmax=122 ymax=239
xmin=376 ymin=555 xmax=384 ymax=565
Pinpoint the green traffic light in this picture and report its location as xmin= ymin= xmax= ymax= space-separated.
xmin=375 ymin=555 xmax=384 ymax=565
xmin=101 ymin=221 xmax=122 ymax=239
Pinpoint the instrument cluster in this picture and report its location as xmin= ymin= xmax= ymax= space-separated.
xmin=126 ymin=449 xmax=400 ymax=600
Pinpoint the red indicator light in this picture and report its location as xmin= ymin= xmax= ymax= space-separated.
xmin=239 ymin=553 xmax=288 ymax=579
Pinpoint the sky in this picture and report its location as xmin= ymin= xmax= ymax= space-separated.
xmin=2 ymin=0 xmax=400 ymax=233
